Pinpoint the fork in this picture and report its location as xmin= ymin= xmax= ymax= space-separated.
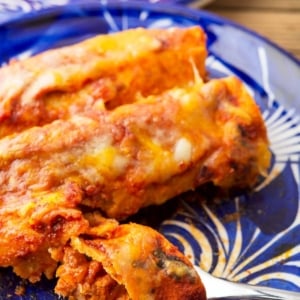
xmin=195 ymin=266 xmax=300 ymax=299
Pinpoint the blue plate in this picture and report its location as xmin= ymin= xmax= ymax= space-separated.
xmin=0 ymin=1 xmax=300 ymax=298
xmin=0 ymin=0 xmax=212 ymax=23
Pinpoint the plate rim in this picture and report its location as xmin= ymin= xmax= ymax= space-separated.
xmin=0 ymin=0 xmax=299 ymax=296
xmin=1 ymin=0 xmax=299 ymax=67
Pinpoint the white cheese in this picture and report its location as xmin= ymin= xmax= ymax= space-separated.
xmin=173 ymin=137 xmax=192 ymax=164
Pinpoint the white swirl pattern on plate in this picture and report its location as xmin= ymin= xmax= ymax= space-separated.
xmin=0 ymin=0 xmax=204 ymax=16
xmin=161 ymin=54 xmax=300 ymax=291
xmin=0 ymin=0 xmax=69 ymax=12
xmin=0 ymin=1 xmax=300 ymax=297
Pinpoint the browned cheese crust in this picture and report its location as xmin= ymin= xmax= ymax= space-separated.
xmin=0 ymin=26 xmax=271 ymax=300
xmin=0 ymin=26 xmax=207 ymax=137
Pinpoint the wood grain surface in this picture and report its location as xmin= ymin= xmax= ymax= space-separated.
xmin=201 ymin=0 xmax=300 ymax=60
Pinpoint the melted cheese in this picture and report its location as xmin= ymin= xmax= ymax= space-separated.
xmin=173 ymin=137 xmax=192 ymax=164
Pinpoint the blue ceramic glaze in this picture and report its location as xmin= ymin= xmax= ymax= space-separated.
xmin=0 ymin=1 xmax=300 ymax=298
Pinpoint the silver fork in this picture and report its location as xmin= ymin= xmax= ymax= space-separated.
xmin=195 ymin=266 xmax=300 ymax=299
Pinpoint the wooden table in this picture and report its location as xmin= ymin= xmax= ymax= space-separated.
xmin=196 ymin=0 xmax=300 ymax=60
